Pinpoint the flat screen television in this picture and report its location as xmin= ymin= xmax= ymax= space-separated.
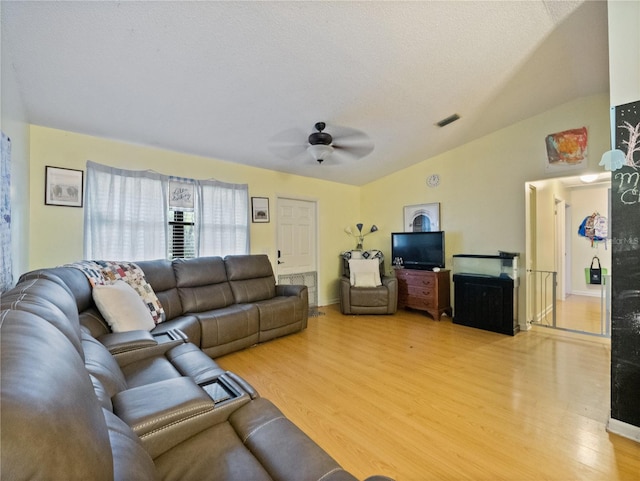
xmin=391 ymin=231 xmax=445 ymax=270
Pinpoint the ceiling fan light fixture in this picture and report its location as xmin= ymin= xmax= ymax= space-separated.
xmin=307 ymin=144 xmax=334 ymax=163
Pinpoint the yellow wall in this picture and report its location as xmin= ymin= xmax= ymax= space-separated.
xmin=361 ymin=93 xmax=610 ymax=324
xmin=362 ymin=94 xmax=609 ymax=262
xmin=28 ymin=94 xmax=608 ymax=309
xmin=28 ymin=125 xmax=360 ymax=305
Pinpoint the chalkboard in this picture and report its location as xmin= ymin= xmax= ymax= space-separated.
xmin=610 ymin=100 xmax=640 ymax=427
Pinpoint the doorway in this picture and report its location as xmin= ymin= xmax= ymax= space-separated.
xmin=525 ymin=173 xmax=611 ymax=337
xmin=276 ymin=197 xmax=319 ymax=313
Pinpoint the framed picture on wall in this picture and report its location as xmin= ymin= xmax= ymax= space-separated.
xmin=544 ymin=126 xmax=588 ymax=172
xmin=45 ymin=166 xmax=84 ymax=207
xmin=404 ymin=202 xmax=440 ymax=232
xmin=251 ymin=197 xmax=270 ymax=223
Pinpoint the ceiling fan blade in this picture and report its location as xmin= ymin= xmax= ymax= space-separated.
xmin=333 ymin=142 xmax=374 ymax=159
xmin=269 ymin=142 xmax=309 ymax=160
xmin=327 ymin=124 xmax=374 ymax=159
xmin=329 ymin=149 xmax=354 ymax=164
xmin=269 ymin=123 xmax=373 ymax=163
xmin=268 ymin=127 xmax=309 ymax=160
xmin=269 ymin=127 xmax=308 ymax=145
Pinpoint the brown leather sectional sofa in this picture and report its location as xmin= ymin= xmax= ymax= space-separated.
xmin=1 ymin=254 xmax=394 ymax=481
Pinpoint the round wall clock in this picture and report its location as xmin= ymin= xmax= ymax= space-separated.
xmin=426 ymin=174 xmax=440 ymax=187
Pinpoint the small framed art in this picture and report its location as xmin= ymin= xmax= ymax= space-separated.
xmin=404 ymin=202 xmax=440 ymax=232
xmin=45 ymin=166 xmax=84 ymax=207
xmin=251 ymin=197 xmax=270 ymax=223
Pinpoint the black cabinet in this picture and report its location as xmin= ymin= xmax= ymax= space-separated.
xmin=453 ymin=274 xmax=518 ymax=335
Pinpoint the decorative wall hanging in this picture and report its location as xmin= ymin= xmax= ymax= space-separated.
xmin=544 ymin=126 xmax=588 ymax=172
xmin=1 ymin=132 xmax=11 ymax=292
xmin=404 ymin=203 xmax=440 ymax=232
xmin=45 ymin=166 xmax=84 ymax=207
xmin=251 ymin=197 xmax=270 ymax=223
xmin=168 ymin=177 xmax=195 ymax=210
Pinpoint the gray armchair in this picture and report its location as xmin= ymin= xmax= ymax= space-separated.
xmin=339 ymin=252 xmax=398 ymax=315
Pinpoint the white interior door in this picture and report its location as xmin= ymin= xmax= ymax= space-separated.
xmin=276 ymin=197 xmax=317 ymax=276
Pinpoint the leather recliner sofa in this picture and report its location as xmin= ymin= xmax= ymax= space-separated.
xmin=23 ymin=254 xmax=309 ymax=358
xmin=1 ymin=255 xmax=395 ymax=480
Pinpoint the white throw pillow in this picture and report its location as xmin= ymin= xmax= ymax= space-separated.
xmin=348 ymin=259 xmax=382 ymax=287
xmin=354 ymin=271 xmax=378 ymax=287
xmin=92 ymin=281 xmax=156 ymax=332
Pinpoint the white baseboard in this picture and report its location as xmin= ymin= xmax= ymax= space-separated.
xmin=325 ymin=297 xmax=340 ymax=306
xmin=607 ymin=418 xmax=640 ymax=443
xmin=571 ymin=289 xmax=603 ymax=298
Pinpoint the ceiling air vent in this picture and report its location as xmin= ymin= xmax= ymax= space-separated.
xmin=436 ymin=113 xmax=460 ymax=128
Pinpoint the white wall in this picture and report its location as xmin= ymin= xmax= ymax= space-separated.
xmin=569 ymin=185 xmax=611 ymax=296
xmin=608 ymin=0 xmax=640 ymax=107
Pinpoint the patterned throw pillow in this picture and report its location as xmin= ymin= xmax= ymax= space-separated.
xmin=97 ymin=261 xmax=165 ymax=324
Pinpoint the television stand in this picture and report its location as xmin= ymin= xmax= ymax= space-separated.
xmin=394 ymin=268 xmax=451 ymax=320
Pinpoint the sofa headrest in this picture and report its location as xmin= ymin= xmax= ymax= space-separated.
xmin=135 ymin=259 xmax=177 ymax=292
xmin=172 ymin=257 xmax=235 ymax=312
xmin=1 ymin=278 xmax=84 ymax=358
xmin=19 ymin=267 xmax=94 ymax=313
xmin=1 ymin=309 xmax=114 ymax=480
xmin=224 ymin=254 xmax=274 ymax=281
xmin=173 ymin=256 xmax=227 ymax=286
xmin=224 ymin=255 xmax=276 ymax=303
xmin=136 ymin=259 xmax=184 ymax=322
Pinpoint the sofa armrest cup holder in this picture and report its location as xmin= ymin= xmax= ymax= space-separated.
xmin=200 ymin=372 xmax=249 ymax=404
xmin=152 ymin=328 xmax=188 ymax=345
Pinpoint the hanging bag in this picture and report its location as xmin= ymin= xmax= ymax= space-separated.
xmin=589 ymin=256 xmax=602 ymax=285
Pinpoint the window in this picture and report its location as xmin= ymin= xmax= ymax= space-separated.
xmin=168 ymin=210 xmax=195 ymax=259
xmin=85 ymin=161 xmax=249 ymax=260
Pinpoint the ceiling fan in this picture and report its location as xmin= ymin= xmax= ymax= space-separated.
xmin=269 ymin=122 xmax=374 ymax=164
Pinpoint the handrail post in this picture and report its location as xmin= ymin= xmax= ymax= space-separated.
xmin=551 ymin=271 xmax=557 ymax=328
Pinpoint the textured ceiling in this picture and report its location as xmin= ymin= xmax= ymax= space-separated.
xmin=1 ymin=1 xmax=609 ymax=185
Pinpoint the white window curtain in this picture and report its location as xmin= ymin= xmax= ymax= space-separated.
xmin=84 ymin=161 xmax=249 ymax=260
xmin=84 ymin=161 xmax=168 ymax=260
xmin=196 ymin=179 xmax=249 ymax=256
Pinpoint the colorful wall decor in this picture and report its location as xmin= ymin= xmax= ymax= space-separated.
xmin=544 ymin=126 xmax=588 ymax=171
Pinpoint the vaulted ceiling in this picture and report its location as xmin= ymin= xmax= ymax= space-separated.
xmin=1 ymin=1 xmax=609 ymax=185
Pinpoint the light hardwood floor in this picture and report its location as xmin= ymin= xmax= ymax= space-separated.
xmin=554 ymin=295 xmax=606 ymax=335
xmin=217 ymin=305 xmax=640 ymax=481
